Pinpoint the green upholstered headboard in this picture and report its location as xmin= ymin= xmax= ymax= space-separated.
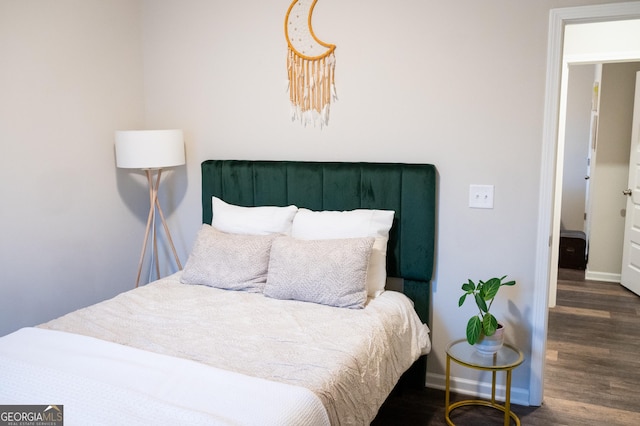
xmin=201 ymin=160 xmax=436 ymax=323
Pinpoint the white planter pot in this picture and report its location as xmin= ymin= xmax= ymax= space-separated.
xmin=474 ymin=324 xmax=504 ymax=355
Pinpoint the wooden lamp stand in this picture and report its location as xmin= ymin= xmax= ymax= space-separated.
xmin=135 ymin=168 xmax=182 ymax=288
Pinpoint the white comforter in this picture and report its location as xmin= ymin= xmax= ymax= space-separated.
xmin=0 ymin=327 xmax=330 ymax=426
xmin=5 ymin=273 xmax=430 ymax=425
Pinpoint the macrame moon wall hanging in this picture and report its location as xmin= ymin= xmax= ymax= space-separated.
xmin=285 ymin=0 xmax=337 ymax=127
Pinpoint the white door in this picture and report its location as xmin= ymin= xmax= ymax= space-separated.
xmin=621 ymin=72 xmax=640 ymax=295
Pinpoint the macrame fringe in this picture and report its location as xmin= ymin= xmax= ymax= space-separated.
xmin=287 ymin=48 xmax=337 ymax=128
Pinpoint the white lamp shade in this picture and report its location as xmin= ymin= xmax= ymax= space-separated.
xmin=115 ymin=129 xmax=185 ymax=169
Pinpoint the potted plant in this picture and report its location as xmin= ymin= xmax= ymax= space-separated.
xmin=458 ymin=275 xmax=516 ymax=354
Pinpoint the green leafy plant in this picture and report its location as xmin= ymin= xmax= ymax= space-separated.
xmin=458 ymin=276 xmax=516 ymax=345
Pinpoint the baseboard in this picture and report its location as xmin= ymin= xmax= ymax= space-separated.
xmin=584 ymin=270 xmax=621 ymax=283
xmin=426 ymin=372 xmax=530 ymax=406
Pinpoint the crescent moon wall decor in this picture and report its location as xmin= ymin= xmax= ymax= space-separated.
xmin=285 ymin=0 xmax=337 ymax=127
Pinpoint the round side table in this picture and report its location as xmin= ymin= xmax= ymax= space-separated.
xmin=445 ymin=339 xmax=524 ymax=426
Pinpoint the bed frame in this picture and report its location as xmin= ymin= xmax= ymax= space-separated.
xmin=201 ymin=160 xmax=437 ymax=383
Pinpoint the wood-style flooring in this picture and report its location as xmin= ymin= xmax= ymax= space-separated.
xmin=371 ymin=269 xmax=640 ymax=425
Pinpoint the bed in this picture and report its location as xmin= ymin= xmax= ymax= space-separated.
xmin=0 ymin=160 xmax=437 ymax=425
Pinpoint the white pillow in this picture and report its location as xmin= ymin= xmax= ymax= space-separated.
xmin=180 ymin=224 xmax=277 ymax=292
xmin=291 ymin=208 xmax=395 ymax=298
xmin=264 ymin=236 xmax=374 ymax=309
xmin=211 ymin=196 xmax=298 ymax=235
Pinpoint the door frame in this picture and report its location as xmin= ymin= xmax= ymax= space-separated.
xmin=533 ymin=1 xmax=640 ymax=406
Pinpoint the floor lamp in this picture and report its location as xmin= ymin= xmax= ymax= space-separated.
xmin=115 ymin=129 xmax=185 ymax=287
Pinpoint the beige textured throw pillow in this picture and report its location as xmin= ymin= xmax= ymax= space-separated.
xmin=180 ymin=224 xmax=278 ymax=292
xmin=264 ymin=236 xmax=374 ymax=309
xmin=291 ymin=208 xmax=395 ymax=298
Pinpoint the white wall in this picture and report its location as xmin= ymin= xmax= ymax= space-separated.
xmin=564 ymin=18 xmax=640 ymax=62
xmin=588 ymin=62 xmax=640 ymax=280
xmin=0 ymin=0 xmax=146 ymax=335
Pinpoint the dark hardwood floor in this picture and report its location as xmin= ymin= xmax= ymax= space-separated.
xmin=372 ymin=269 xmax=640 ymax=425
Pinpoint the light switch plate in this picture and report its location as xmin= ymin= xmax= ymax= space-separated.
xmin=469 ymin=184 xmax=494 ymax=209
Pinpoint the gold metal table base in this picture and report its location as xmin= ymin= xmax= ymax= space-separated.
xmin=445 ymin=341 xmax=523 ymax=426
xmin=445 ymin=398 xmax=520 ymax=426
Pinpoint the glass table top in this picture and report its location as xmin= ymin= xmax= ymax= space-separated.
xmin=446 ymin=339 xmax=524 ymax=369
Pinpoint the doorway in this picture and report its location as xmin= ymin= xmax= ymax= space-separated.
xmin=532 ymin=3 xmax=640 ymax=406
xmin=560 ymin=62 xmax=640 ymax=286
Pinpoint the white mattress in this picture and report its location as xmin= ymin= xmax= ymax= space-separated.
xmin=10 ymin=272 xmax=431 ymax=424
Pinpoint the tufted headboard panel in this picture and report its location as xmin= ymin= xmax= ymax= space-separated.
xmin=201 ymin=160 xmax=436 ymax=322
